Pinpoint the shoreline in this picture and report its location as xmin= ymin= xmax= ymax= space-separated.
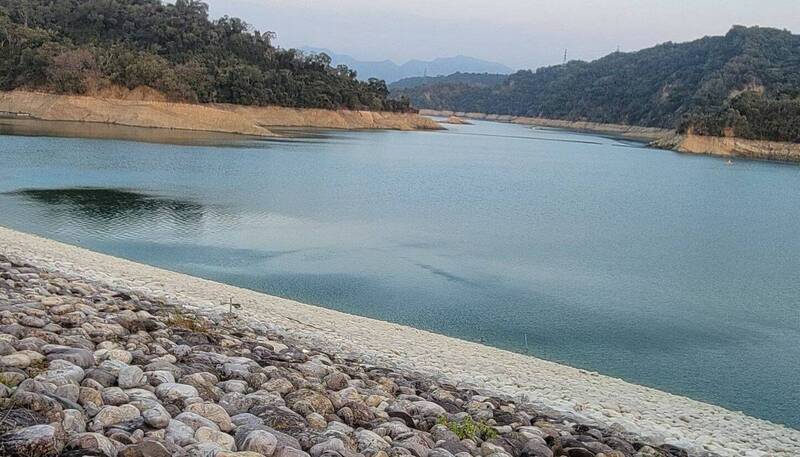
xmin=0 ymin=91 xmax=441 ymax=138
xmin=420 ymin=110 xmax=800 ymax=162
xmin=0 ymin=225 xmax=797 ymax=456
xmin=419 ymin=110 xmax=672 ymax=143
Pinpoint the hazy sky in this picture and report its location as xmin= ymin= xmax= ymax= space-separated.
xmin=203 ymin=0 xmax=800 ymax=70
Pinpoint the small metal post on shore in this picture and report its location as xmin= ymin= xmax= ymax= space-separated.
xmin=227 ymin=296 xmax=242 ymax=315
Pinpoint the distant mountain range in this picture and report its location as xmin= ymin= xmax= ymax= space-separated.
xmin=389 ymin=73 xmax=509 ymax=91
xmin=300 ymin=47 xmax=514 ymax=83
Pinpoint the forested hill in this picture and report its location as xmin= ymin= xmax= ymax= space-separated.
xmin=393 ymin=26 xmax=800 ymax=142
xmin=0 ymin=0 xmax=409 ymax=112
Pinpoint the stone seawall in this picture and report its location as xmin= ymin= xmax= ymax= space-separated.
xmin=0 ymin=226 xmax=797 ymax=456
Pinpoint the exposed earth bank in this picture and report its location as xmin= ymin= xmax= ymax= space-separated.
xmin=0 ymin=91 xmax=441 ymax=137
xmin=0 ymin=227 xmax=798 ymax=457
xmin=420 ymin=110 xmax=800 ymax=162
xmin=653 ymin=132 xmax=800 ymax=162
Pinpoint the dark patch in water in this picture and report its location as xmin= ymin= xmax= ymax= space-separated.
xmin=412 ymin=262 xmax=479 ymax=287
xmin=7 ymin=187 xmax=204 ymax=222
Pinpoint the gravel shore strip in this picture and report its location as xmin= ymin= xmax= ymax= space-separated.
xmin=0 ymin=226 xmax=797 ymax=456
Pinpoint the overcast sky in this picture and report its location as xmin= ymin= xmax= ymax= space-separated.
xmin=203 ymin=0 xmax=800 ymax=70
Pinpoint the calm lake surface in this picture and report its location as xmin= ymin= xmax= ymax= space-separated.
xmin=1 ymin=119 xmax=798 ymax=428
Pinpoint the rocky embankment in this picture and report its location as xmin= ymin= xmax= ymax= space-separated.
xmin=0 ymin=227 xmax=797 ymax=457
xmin=0 ymin=91 xmax=441 ymax=137
xmin=0 ymin=255 xmax=692 ymax=457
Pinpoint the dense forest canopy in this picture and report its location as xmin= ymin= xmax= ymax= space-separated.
xmin=392 ymin=26 xmax=800 ymax=142
xmin=0 ymin=0 xmax=411 ymax=112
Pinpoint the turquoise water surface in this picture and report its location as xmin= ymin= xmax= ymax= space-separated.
xmin=0 ymin=119 xmax=798 ymax=427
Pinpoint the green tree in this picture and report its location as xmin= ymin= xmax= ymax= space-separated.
xmin=0 ymin=0 xmax=407 ymax=112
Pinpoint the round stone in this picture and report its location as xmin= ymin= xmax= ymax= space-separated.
xmin=240 ymin=429 xmax=278 ymax=455
xmin=118 ymin=365 xmax=147 ymax=389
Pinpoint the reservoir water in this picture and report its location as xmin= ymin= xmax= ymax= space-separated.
xmin=0 ymin=119 xmax=798 ymax=428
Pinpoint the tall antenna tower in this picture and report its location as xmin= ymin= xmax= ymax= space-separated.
xmin=563 ymin=49 xmax=568 ymax=64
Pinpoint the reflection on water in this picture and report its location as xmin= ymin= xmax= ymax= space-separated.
xmin=10 ymin=188 xmax=203 ymax=221
xmin=0 ymin=119 xmax=357 ymax=147
xmin=268 ymin=127 xmax=356 ymax=141
xmin=9 ymin=187 xmax=203 ymax=220
xmin=0 ymin=119 xmax=262 ymax=147
xmin=4 ymin=188 xmax=209 ymax=242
